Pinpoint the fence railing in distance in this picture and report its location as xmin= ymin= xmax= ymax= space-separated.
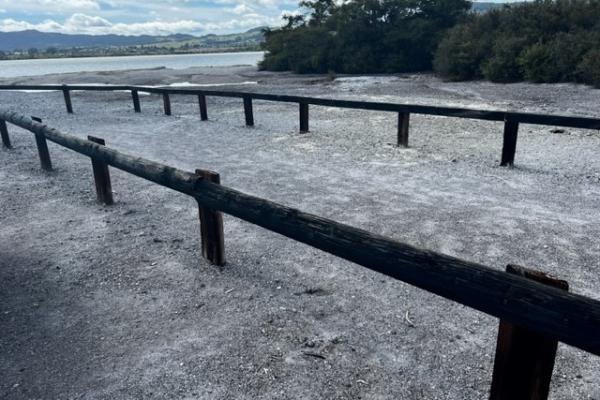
xmin=1 ymin=84 xmax=599 ymax=167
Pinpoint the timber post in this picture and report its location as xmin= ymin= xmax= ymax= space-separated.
xmin=31 ymin=117 xmax=52 ymax=171
xmin=62 ymin=85 xmax=73 ymax=114
xmin=489 ymin=264 xmax=569 ymax=400
xmin=500 ymin=116 xmax=519 ymax=166
xmin=162 ymin=93 xmax=172 ymax=116
xmin=397 ymin=112 xmax=410 ymax=147
xmin=131 ymin=89 xmax=141 ymax=113
xmin=87 ymin=136 xmax=114 ymax=205
xmin=195 ymin=169 xmax=225 ymax=266
xmin=243 ymin=95 xmax=254 ymax=127
xmin=0 ymin=119 xmax=11 ymax=149
xmin=198 ymin=94 xmax=208 ymax=121
xmin=299 ymin=102 xmax=309 ymax=133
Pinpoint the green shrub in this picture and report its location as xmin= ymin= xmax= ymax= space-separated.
xmin=576 ymin=49 xmax=600 ymax=88
xmin=261 ymin=0 xmax=470 ymax=75
xmin=434 ymin=0 xmax=600 ymax=85
xmin=481 ymin=37 xmax=526 ymax=83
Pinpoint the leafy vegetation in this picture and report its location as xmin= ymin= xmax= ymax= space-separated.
xmin=261 ymin=0 xmax=600 ymax=88
xmin=434 ymin=0 xmax=600 ymax=87
xmin=260 ymin=0 xmax=471 ymax=74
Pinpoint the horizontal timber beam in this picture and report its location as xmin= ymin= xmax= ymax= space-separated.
xmin=1 ymin=108 xmax=599 ymax=358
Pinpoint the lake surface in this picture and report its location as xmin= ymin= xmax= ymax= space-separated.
xmin=0 ymin=51 xmax=264 ymax=78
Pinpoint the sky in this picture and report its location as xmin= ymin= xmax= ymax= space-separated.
xmin=0 ymin=0 xmax=518 ymax=37
xmin=0 ymin=0 xmax=300 ymax=36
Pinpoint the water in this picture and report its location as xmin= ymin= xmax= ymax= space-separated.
xmin=0 ymin=51 xmax=264 ymax=78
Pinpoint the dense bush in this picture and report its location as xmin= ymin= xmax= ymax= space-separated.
xmin=260 ymin=0 xmax=471 ymax=74
xmin=434 ymin=0 xmax=600 ymax=87
xmin=576 ymin=49 xmax=600 ymax=88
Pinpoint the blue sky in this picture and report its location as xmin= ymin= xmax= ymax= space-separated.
xmin=0 ymin=0 xmax=516 ymax=36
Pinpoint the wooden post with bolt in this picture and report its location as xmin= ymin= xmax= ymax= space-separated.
xmin=489 ymin=264 xmax=569 ymax=400
xmin=31 ymin=117 xmax=52 ymax=171
xmin=195 ymin=169 xmax=225 ymax=266
xmin=198 ymin=94 xmax=208 ymax=121
xmin=299 ymin=102 xmax=309 ymax=133
xmin=0 ymin=119 xmax=11 ymax=149
xmin=397 ymin=112 xmax=410 ymax=147
xmin=62 ymin=85 xmax=73 ymax=114
xmin=88 ymin=136 xmax=114 ymax=205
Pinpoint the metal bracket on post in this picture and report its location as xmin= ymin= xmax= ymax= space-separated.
xmin=489 ymin=264 xmax=569 ymax=400
xmin=88 ymin=136 xmax=114 ymax=205
xmin=195 ymin=169 xmax=225 ymax=266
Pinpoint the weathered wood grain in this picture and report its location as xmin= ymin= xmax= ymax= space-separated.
xmin=88 ymin=136 xmax=114 ymax=205
xmin=299 ymin=102 xmax=309 ymax=133
xmin=490 ymin=265 xmax=569 ymax=400
xmin=2 ymin=109 xmax=600 ymax=358
xmin=397 ymin=112 xmax=410 ymax=147
xmin=131 ymin=90 xmax=141 ymax=113
xmin=243 ymin=95 xmax=254 ymax=126
xmin=0 ymin=119 xmax=11 ymax=149
xmin=198 ymin=95 xmax=208 ymax=121
xmin=196 ymin=169 xmax=225 ymax=266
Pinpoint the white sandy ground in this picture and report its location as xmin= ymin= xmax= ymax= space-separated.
xmin=0 ymin=66 xmax=599 ymax=399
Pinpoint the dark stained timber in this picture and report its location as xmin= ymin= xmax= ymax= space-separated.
xmin=162 ymin=93 xmax=172 ymax=116
xmin=0 ymin=119 xmax=11 ymax=149
xmin=88 ymin=136 xmax=114 ymax=205
xmin=397 ymin=112 xmax=410 ymax=147
xmin=198 ymin=95 xmax=208 ymax=121
xmin=31 ymin=117 xmax=52 ymax=171
xmin=243 ymin=95 xmax=254 ymax=126
xmin=131 ymin=90 xmax=141 ymax=113
xmin=62 ymin=86 xmax=73 ymax=114
xmin=195 ymin=169 xmax=225 ymax=266
xmin=299 ymin=102 xmax=309 ymax=133
xmin=490 ymin=265 xmax=569 ymax=400
xmin=0 ymin=84 xmax=599 ymax=130
xmin=501 ymin=119 xmax=519 ymax=166
xmin=1 ymin=110 xmax=600 ymax=358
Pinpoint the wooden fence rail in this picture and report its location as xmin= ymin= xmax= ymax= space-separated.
xmin=1 ymin=84 xmax=599 ymax=167
xmin=1 ymin=109 xmax=599 ymax=358
xmin=2 ymin=109 xmax=600 ymax=398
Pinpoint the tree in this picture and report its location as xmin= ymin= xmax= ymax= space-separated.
xmin=260 ymin=0 xmax=471 ymax=74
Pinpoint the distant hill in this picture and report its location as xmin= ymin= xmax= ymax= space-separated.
xmin=0 ymin=27 xmax=266 ymax=52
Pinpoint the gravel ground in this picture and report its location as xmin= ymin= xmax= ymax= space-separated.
xmin=1 ymin=66 xmax=599 ymax=399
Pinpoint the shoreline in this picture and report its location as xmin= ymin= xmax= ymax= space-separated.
xmin=0 ymin=48 xmax=262 ymax=62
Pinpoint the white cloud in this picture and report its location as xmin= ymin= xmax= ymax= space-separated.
xmin=0 ymin=11 xmax=283 ymax=36
xmin=0 ymin=0 xmax=100 ymax=13
xmin=0 ymin=0 xmax=298 ymax=35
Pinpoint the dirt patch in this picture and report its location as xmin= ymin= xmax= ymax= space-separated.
xmin=1 ymin=69 xmax=599 ymax=399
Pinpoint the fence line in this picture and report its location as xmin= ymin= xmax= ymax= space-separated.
xmin=1 ymin=109 xmax=599 ymax=362
xmin=1 ymin=84 xmax=599 ymax=167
